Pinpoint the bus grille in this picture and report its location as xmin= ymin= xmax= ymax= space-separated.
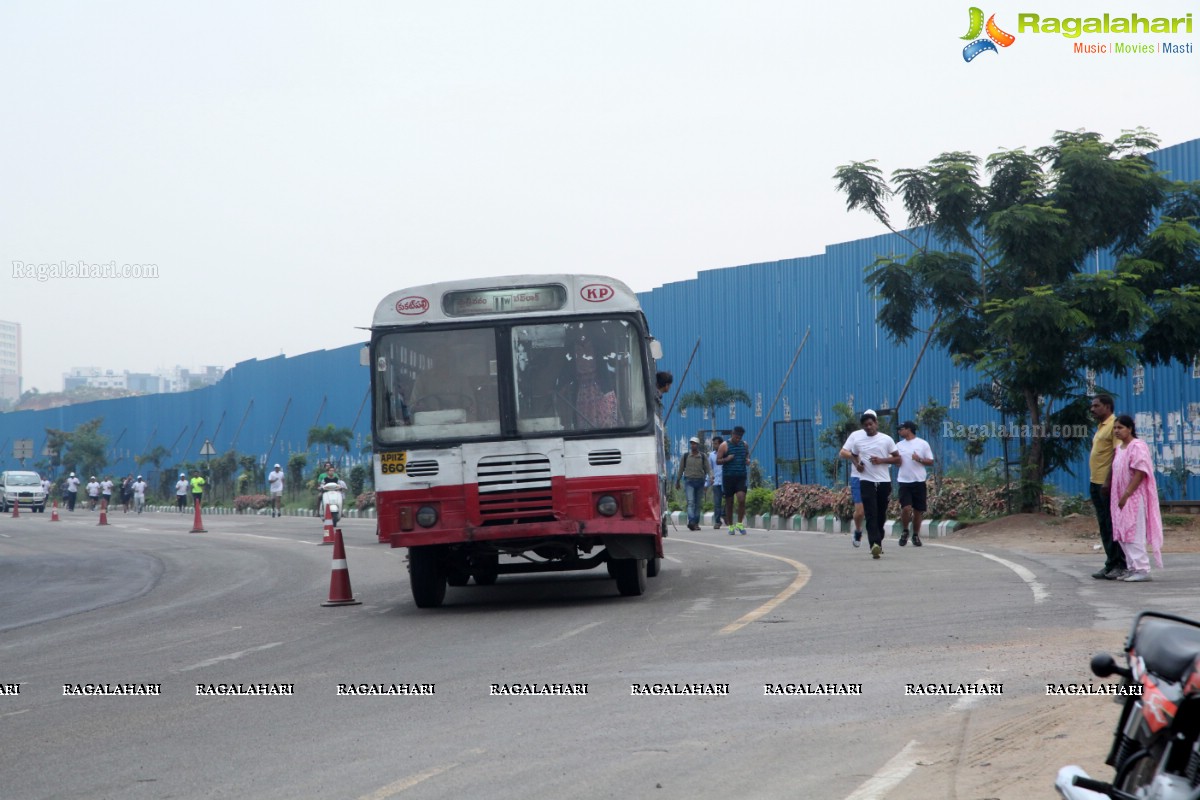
xmin=476 ymin=454 xmax=554 ymax=524
xmin=405 ymin=460 xmax=439 ymax=477
xmin=588 ymin=449 xmax=622 ymax=466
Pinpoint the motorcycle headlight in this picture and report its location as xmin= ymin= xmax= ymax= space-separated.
xmin=416 ymin=505 xmax=438 ymax=528
xmin=596 ymin=495 xmax=618 ymax=517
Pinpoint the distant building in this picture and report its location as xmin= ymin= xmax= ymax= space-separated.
xmin=0 ymin=320 xmax=20 ymax=407
xmin=62 ymin=365 xmax=224 ymax=395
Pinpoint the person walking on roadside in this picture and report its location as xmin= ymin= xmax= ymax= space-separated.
xmin=120 ymin=474 xmax=134 ymax=513
xmin=1110 ymin=414 xmax=1164 ymax=582
xmin=66 ymin=472 xmax=80 ymax=511
xmin=707 ymin=435 xmax=725 ymax=529
xmin=100 ymin=476 xmax=114 ymax=512
xmin=675 ymin=436 xmax=712 ymax=531
xmin=717 ymin=426 xmax=750 ymax=535
xmin=1089 ymin=394 xmax=1127 ymax=580
xmin=132 ymin=475 xmax=148 ymax=514
xmin=267 ymin=463 xmax=285 ymax=518
xmin=895 ymin=421 xmax=934 ymax=547
xmin=189 ymin=469 xmax=206 ymax=509
xmin=840 ymin=410 xmax=899 ymax=559
xmin=175 ymin=473 xmax=189 ymax=512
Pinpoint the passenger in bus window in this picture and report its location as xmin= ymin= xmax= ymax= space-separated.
xmin=558 ymin=335 xmax=620 ymax=429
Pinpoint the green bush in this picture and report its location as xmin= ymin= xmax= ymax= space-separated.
xmin=745 ymin=487 xmax=774 ymax=517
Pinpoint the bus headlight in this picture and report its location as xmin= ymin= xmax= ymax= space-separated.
xmin=596 ymin=495 xmax=618 ymax=517
xmin=416 ymin=505 xmax=439 ymax=528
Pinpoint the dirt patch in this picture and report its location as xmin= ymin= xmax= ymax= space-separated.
xmin=945 ymin=512 xmax=1200 ymax=556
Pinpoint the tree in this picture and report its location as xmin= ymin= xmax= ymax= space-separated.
xmin=50 ymin=418 xmax=108 ymax=479
xmin=835 ymin=129 xmax=1200 ymax=510
xmin=287 ymin=453 xmax=308 ymax=501
xmin=817 ymin=402 xmax=859 ymax=485
xmin=307 ymin=424 xmax=354 ymax=462
xmin=676 ymin=379 xmax=751 ymax=438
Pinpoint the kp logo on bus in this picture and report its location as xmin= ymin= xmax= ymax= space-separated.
xmin=580 ymin=283 xmax=614 ymax=303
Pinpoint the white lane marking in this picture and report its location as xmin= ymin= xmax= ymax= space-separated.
xmin=664 ymin=555 xmax=684 ymax=564
xmin=357 ymin=749 xmax=484 ymax=799
xmin=533 ymin=620 xmax=605 ymax=648
xmin=177 ymin=642 xmax=283 ymax=673
xmin=673 ymin=538 xmax=811 ymax=635
xmin=930 ymin=543 xmax=1049 ymax=603
xmin=843 ymin=739 xmax=921 ymax=800
xmin=1 ymin=709 xmax=31 ymax=718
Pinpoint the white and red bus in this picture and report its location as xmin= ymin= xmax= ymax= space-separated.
xmin=370 ymin=275 xmax=667 ymax=608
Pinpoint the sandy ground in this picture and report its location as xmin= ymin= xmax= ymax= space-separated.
xmin=947 ymin=510 xmax=1200 ymax=555
xmin=884 ymin=512 xmax=1200 ymax=799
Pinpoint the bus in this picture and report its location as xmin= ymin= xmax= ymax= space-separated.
xmin=369 ymin=274 xmax=668 ymax=608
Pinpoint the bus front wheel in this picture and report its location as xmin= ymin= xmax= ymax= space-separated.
xmin=612 ymin=558 xmax=646 ymax=597
xmin=409 ymin=547 xmax=447 ymax=608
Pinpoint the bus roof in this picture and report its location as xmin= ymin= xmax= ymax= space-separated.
xmin=372 ymin=274 xmax=643 ymax=328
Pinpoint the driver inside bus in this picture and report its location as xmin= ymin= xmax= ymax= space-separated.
xmin=557 ymin=334 xmax=620 ymax=429
xmin=410 ymin=341 xmax=476 ymax=419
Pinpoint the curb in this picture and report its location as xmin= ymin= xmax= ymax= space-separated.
xmin=674 ymin=511 xmax=962 ymax=538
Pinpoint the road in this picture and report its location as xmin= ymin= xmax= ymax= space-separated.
xmin=1 ymin=508 xmax=1197 ymax=799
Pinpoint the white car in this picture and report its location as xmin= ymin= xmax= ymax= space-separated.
xmin=0 ymin=470 xmax=48 ymax=512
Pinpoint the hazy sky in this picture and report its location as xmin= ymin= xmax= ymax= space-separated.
xmin=3 ymin=0 xmax=1196 ymax=394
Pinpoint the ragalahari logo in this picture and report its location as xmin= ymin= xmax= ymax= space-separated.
xmin=962 ymin=7 xmax=1016 ymax=61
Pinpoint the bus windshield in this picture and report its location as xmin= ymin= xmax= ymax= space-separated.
xmin=374 ymin=317 xmax=650 ymax=444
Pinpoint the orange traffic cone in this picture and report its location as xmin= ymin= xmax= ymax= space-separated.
xmin=189 ymin=497 xmax=207 ymax=533
xmin=320 ymin=503 xmax=335 ymax=545
xmin=51 ymin=499 xmax=61 ymax=522
xmin=321 ymin=529 xmax=361 ymax=607
xmin=97 ymin=499 xmax=110 ymax=526
xmin=11 ymin=499 xmax=19 ymax=518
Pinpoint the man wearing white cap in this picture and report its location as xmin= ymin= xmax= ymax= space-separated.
xmin=132 ymin=475 xmax=148 ymax=514
xmin=675 ymin=436 xmax=712 ymax=531
xmin=840 ymin=410 xmax=900 ymax=559
xmin=267 ymin=462 xmax=285 ymax=518
xmin=66 ymin=472 xmax=80 ymax=511
xmin=175 ymin=473 xmax=190 ymax=512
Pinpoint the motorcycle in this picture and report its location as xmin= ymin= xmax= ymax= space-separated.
xmin=1056 ymin=611 xmax=1200 ymax=800
xmin=320 ymin=480 xmax=346 ymax=527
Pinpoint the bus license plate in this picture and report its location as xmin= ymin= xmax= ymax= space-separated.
xmin=380 ymin=452 xmax=408 ymax=475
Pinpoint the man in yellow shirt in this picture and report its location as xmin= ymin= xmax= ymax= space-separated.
xmin=1088 ymin=394 xmax=1126 ymax=580
xmin=189 ymin=470 xmax=207 ymax=508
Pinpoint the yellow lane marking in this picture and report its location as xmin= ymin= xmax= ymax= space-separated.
xmin=356 ymin=763 xmax=459 ymax=799
xmin=672 ymin=537 xmax=811 ymax=635
xmin=357 ymin=749 xmax=485 ymax=799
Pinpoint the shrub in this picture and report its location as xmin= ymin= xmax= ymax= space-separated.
xmin=745 ymin=487 xmax=774 ymax=517
xmin=772 ymin=483 xmax=837 ymax=518
xmin=234 ymin=494 xmax=270 ymax=512
xmin=355 ymin=491 xmax=375 ymax=511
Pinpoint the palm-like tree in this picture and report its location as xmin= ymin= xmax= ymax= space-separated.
xmin=307 ymin=424 xmax=354 ymax=462
xmin=677 ymin=379 xmax=751 ymax=438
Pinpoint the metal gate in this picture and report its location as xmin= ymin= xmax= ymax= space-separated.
xmin=773 ymin=419 xmax=816 ymax=485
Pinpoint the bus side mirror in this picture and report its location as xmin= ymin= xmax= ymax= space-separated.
xmin=649 ymin=340 xmax=663 ymax=360
xmin=360 ymin=346 xmax=370 ymax=366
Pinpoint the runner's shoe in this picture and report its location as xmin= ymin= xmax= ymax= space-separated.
xmin=871 ymin=544 xmax=882 ymax=559
xmin=912 ymin=533 xmax=922 ymax=547
xmin=899 ymin=530 xmax=909 ymax=547
xmin=852 ymin=530 xmax=862 ymax=548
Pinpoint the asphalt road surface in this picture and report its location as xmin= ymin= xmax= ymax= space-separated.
xmin=2 ymin=508 xmax=1197 ymax=799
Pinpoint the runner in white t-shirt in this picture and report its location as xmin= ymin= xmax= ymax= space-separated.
xmin=267 ymin=464 xmax=285 ymax=518
xmin=840 ymin=410 xmax=899 ymax=559
xmin=132 ymin=476 xmax=148 ymax=514
xmin=896 ymin=421 xmax=935 ymax=547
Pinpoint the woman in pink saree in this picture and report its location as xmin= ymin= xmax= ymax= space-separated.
xmin=1110 ymin=414 xmax=1164 ymax=582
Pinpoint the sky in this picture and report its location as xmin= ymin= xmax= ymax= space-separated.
xmin=2 ymin=0 xmax=1197 ymax=395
